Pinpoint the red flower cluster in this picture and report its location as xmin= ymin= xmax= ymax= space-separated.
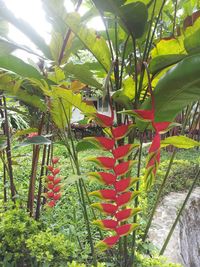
xmin=86 ymin=113 xmax=141 ymax=251
xmin=46 ymin=157 xmax=62 ymax=207
xmin=132 ymin=110 xmax=170 ymax=190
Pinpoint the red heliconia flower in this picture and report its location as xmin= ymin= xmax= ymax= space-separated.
xmin=88 ymin=172 xmax=116 ymax=185
xmin=112 ymin=144 xmax=137 ymax=160
xmin=114 ymin=177 xmax=139 ymax=192
xmin=95 ymin=113 xmax=114 ymax=127
xmin=47 ymin=165 xmax=54 ymax=172
xmin=53 ymin=185 xmax=61 ymax=193
xmin=88 ymin=157 xmax=116 ymax=169
xmin=47 ymin=183 xmax=54 ymax=190
xmin=96 ymin=235 xmax=120 ymax=250
xmin=90 ymin=189 xmax=116 ymax=201
xmin=47 ymin=200 xmax=56 ymax=208
xmin=114 ymin=160 xmax=135 ymax=176
xmin=85 ymin=137 xmax=115 ymax=151
xmin=47 ymin=175 xmax=54 ymax=181
xmin=53 ymin=193 xmax=62 ymax=201
xmin=112 ymin=124 xmax=131 ymax=140
xmin=116 ymin=191 xmax=140 ymax=207
xmin=47 ymin=191 xmax=54 ymax=198
xmin=27 ymin=132 xmax=38 ymax=138
xmin=93 ymin=219 xmax=118 ymax=230
xmin=52 ymin=157 xmax=60 ymax=164
xmin=53 ymin=177 xmax=62 ymax=185
xmin=115 ymin=223 xmax=138 ymax=237
xmin=152 ymin=121 xmax=171 ymax=133
xmin=115 ymin=208 xmax=141 ymax=221
xmin=134 ymin=110 xmax=154 ymax=121
xmin=115 ymin=209 xmax=133 ymax=221
xmin=52 ymin=168 xmax=60 ymax=175
xmin=91 ymin=203 xmax=118 ymax=215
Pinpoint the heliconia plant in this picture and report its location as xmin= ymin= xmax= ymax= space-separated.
xmin=85 ymin=112 xmax=141 ymax=251
xmin=46 ymin=157 xmax=62 ymax=207
xmin=122 ymin=79 xmax=172 ymax=190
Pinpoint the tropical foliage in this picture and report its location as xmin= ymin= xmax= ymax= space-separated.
xmin=0 ymin=0 xmax=200 ymax=266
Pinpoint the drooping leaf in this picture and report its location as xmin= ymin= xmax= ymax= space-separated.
xmin=141 ymin=54 xmax=200 ymax=122
xmin=0 ymin=73 xmax=46 ymax=111
xmin=0 ymin=55 xmax=43 ymax=79
xmin=64 ymin=63 xmax=102 ymax=88
xmin=161 ymin=136 xmax=200 ymax=149
xmin=0 ymin=1 xmax=51 ymax=58
xmin=119 ymin=2 xmax=148 ymax=38
xmin=17 ymin=136 xmax=51 ymax=147
xmin=64 ymin=12 xmax=111 ymax=71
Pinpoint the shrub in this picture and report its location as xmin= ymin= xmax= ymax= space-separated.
xmin=0 ymin=207 xmax=74 ymax=266
xmin=136 ymin=253 xmax=182 ymax=267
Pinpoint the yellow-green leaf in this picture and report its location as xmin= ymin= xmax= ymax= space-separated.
xmin=161 ymin=136 xmax=200 ymax=149
xmin=64 ymin=12 xmax=111 ymax=72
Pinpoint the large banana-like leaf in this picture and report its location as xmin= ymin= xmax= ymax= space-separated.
xmin=184 ymin=17 xmax=200 ymax=55
xmin=64 ymin=12 xmax=111 ymax=72
xmin=64 ymin=63 xmax=102 ymax=88
xmin=0 ymin=1 xmax=51 ymax=58
xmin=0 ymin=73 xmax=46 ymax=111
xmin=0 ymin=55 xmax=43 ymax=79
xmin=141 ymin=54 xmax=200 ymax=122
xmin=43 ymin=86 xmax=96 ymax=129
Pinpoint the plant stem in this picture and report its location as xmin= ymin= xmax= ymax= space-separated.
xmin=59 ymin=99 xmax=97 ymax=266
xmin=3 ymin=96 xmax=16 ymax=201
xmin=159 ymin=167 xmax=200 ymax=255
xmin=172 ymin=0 xmax=178 ymax=36
xmin=35 ymin=144 xmax=47 ymax=220
xmin=27 ymin=113 xmax=45 ymax=216
xmin=131 ymin=135 xmax=143 ymax=264
xmin=142 ymin=150 xmax=176 ymax=241
xmin=58 ymin=0 xmax=82 ymax=64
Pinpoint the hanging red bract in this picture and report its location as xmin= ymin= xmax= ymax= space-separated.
xmin=86 ymin=113 xmax=140 ymax=251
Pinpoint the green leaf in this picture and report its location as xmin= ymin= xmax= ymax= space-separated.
xmin=150 ymin=54 xmax=187 ymax=75
xmin=65 ymin=175 xmax=81 ymax=186
xmin=14 ymin=128 xmax=39 ymax=137
xmin=161 ymin=136 xmax=200 ymax=149
xmin=0 ymin=2 xmax=51 ymax=58
xmin=64 ymin=63 xmax=102 ymax=88
xmin=47 ymin=86 xmax=96 ymax=129
xmin=64 ymin=12 xmax=111 ymax=72
xmin=0 ymin=55 xmax=43 ymax=79
xmin=76 ymin=140 xmax=101 ymax=153
xmin=17 ymin=136 xmax=51 ymax=147
xmin=141 ymin=54 xmax=200 ymax=122
xmin=0 ymin=73 xmax=46 ymax=111
xmin=184 ymin=17 xmax=200 ymax=55
xmin=119 ymin=2 xmax=148 ymax=38
xmin=151 ymin=38 xmax=186 ymax=58
xmin=92 ymin=0 xmax=126 ymax=12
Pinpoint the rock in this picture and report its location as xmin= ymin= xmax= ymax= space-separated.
xmin=148 ymin=187 xmax=200 ymax=267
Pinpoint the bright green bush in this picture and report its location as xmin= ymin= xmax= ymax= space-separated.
xmin=26 ymin=229 xmax=75 ymax=264
xmin=0 ymin=207 xmax=75 ymax=266
xmin=136 ymin=253 xmax=183 ymax=267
